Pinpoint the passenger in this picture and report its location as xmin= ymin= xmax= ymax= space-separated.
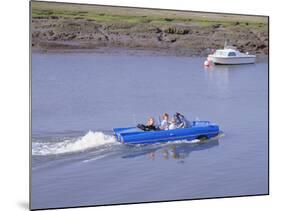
xmin=160 ymin=113 xmax=170 ymax=130
xmin=174 ymin=112 xmax=191 ymax=128
xmin=137 ymin=117 xmax=157 ymax=131
xmin=168 ymin=117 xmax=177 ymax=130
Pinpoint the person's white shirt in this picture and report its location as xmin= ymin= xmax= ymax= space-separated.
xmin=160 ymin=119 xmax=169 ymax=130
xmin=168 ymin=123 xmax=177 ymax=130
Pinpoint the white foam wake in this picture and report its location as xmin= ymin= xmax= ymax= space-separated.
xmin=32 ymin=131 xmax=117 ymax=156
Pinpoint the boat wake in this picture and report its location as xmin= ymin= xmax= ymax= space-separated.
xmin=32 ymin=131 xmax=117 ymax=156
xmin=32 ymin=131 xmax=224 ymax=158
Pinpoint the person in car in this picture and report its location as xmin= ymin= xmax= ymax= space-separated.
xmin=137 ymin=117 xmax=157 ymax=131
xmin=168 ymin=117 xmax=177 ymax=130
xmin=159 ymin=113 xmax=170 ymax=130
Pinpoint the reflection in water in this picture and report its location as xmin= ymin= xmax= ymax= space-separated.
xmin=121 ymin=138 xmax=220 ymax=163
xmin=203 ymin=63 xmax=258 ymax=99
xmin=204 ymin=65 xmax=230 ymax=97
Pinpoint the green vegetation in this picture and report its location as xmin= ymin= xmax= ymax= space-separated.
xmin=31 ymin=1 xmax=268 ymax=29
xmin=31 ymin=1 xmax=268 ymax=55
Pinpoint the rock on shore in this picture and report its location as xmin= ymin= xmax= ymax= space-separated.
xmin=32 ymin=16 xmax=268 ymax=56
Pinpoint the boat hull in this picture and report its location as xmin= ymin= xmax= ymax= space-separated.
xmin=113 ymin=121 xmax=219 ymax=144
xmin=208 ymin=55 xmax=256 ymax=65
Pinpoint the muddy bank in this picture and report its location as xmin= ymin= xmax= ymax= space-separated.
xmin=31 ymin=3 xmax=268 ymax=56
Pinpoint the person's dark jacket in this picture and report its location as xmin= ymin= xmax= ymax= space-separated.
xmin=137 ymin=124 xmax=157 ymax=131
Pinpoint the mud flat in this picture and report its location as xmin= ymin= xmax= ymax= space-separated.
xmin=31 ymin=1 xmax=268 ymax=56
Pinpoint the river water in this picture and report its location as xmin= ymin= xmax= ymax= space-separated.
xmin=31 ymin=51 xmax=268 ymax=209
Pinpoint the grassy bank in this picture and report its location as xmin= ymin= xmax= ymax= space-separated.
xmin=31 ymin=1 xmax=268 ymax=55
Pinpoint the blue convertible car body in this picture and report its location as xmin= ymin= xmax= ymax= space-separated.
xmin=113 ymin=121 xmax=219 ymax=144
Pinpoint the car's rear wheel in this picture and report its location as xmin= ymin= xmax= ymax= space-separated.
xmin=197 ymin=135 xmax=208 ymax=141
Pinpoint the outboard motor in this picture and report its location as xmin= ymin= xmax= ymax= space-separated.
xmin=174 ymin=112 xmax=191 ymax=128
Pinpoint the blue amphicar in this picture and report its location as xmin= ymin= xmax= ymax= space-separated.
xmin=113 ymin=121 xmax=219 ymax=144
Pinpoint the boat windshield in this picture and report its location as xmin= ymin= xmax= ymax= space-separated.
xmin=214 ymin=50 xmax=237 ymax=57
xmin=228 ymin=52 xmax=236 ymax=56
xmin=214 ymin=50 xmax=227 ymax=56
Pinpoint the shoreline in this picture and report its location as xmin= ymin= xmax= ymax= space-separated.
xmin=31 ymin=2 xmax=268 ymax=57
xmin=32 ymin=45 xmax=204 ymax=57
xmin=31 ymin=46 xmax=269 ymax=63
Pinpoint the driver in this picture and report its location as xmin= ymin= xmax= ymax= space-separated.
xmin=137 ymin=117 xmax=157 ymax=131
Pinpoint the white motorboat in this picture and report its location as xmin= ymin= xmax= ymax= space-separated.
xmin=207 ymin=45 xmax=256 ymax=65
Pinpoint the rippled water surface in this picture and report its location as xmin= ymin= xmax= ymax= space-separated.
xmin=31 ymin=52 xmax=268 ymax=209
